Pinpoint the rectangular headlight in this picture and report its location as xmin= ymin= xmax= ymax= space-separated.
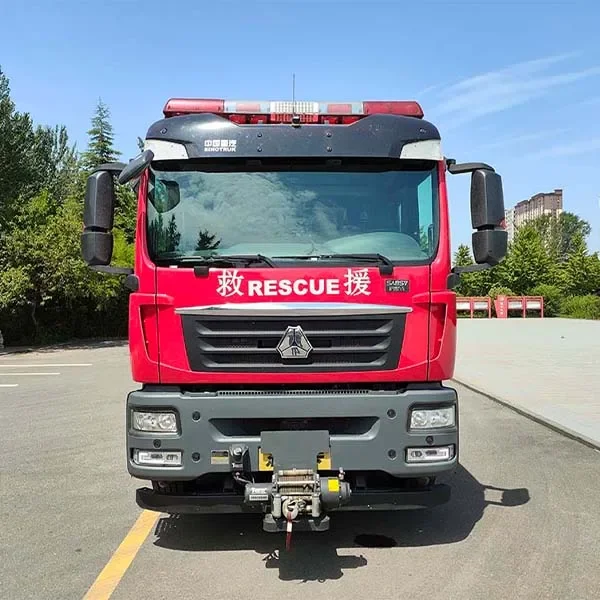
xmin=410 ymin=407 xmax=455 ymax=429
xmin=133 ymin=450 xmax=182 ymax=467
xmin=132 ymin=411 xmax=178 ymax=433
xmin=406 ymin=445 xmax=454 ymax=463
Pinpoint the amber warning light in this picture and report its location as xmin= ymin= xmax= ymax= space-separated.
xmin=162 ymin=99 xmax=424 ymax=123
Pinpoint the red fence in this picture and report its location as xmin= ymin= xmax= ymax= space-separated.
xmin=457 ymin=295 xmax=544 ymax=318
xmin=456 ymin=297 xmax=492 ymax=318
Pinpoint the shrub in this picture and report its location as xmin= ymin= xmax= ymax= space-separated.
xmin=529 ymin=284 xmax=563 ymax=317
xmin=560 ymin=295 xmax=600 ymax=320
xmin=487 ymin=285 xmax=515 ymax=300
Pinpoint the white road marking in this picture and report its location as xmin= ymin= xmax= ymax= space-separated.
xmin=0 ymin=384 xmax=19 ymax=388
xmin=0 ymin=372 xmax=61 ymax=376
xmin=0 ymin=363 xmax=92 ymax=368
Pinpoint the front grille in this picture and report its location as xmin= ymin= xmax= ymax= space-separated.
xmin=180 ymin=313 xmax=406 ymax=372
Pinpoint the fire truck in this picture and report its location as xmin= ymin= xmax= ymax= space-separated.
xmin=81 ymin=98 xmax=507 ymax=540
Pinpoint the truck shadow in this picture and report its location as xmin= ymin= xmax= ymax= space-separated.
xmin=152 ymin=464 xmax=530 ymax=582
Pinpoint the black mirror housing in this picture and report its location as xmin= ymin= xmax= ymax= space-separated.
xmin=472 ymin=229 xmax=507 ymax=266
xmin=81 ymin=231 xmax=113 ymax=266
xmin=84 ymin=171 xmax=115 ymax=230
xmin=82 ymin=169 xmax=117 ymax=267
xmin=470 ymin=170 xmax=505 ymax=230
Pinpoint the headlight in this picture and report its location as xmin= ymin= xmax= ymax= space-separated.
xmin=133 ymin=450 xmax=182 ymax=466
xmin=406 ymin=445 xmax=454 ymax=463
xmin=132 ymin=411 xmax=178 ymax=433
xmin=410 ymin=407 xmax=455 ymax=429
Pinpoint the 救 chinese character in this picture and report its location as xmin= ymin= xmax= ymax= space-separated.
xmin=217 ymin=270 xmax=244 ymax=297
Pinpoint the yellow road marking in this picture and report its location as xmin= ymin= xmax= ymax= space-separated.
xmin=82 ymin=510 xmax=159 ymax=600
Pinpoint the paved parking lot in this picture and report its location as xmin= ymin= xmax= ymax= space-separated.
xmin=1 ymin=343 xmax=599 ymax=600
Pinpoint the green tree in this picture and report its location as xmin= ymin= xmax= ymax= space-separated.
xmin=495 ymin=224 xmax=552 ymax=294
xmin=0 ymin=191 xmax=126 ymax=338
xmin=452 ymin=244 xmax=492 ymax=296
xmin=0 ymin=68 xmax=39 ymax=223
xmin=165 ymin=214 xmax=181 ymax=252
xmin=30 ymin=124 xmax=79 ymax=202
xmin=82 ymin=99 xmax=121 ymax=170
xmin=559 ymin=233 xmax=599 ymax=296
xmin=148 ymin=214 xmax=181 ymax=254
xmin=195 ymin=228 xmax=221 ymax=251
xmin=530 ymin=212 xmax=591 ymax=261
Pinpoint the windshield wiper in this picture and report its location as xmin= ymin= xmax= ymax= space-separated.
xmin=278 ymin=253 xmax=394 ymax=275
xmin=163 ymin=254 xmax=276 ymax=275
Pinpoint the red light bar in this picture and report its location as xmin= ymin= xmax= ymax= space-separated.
xmin=163 ymin=98 xmax=224 ymax=117
xmin=363 ymin=101 xmax=424 ymax=118
xmin=163 ymin=98 xmax=424 ymax=120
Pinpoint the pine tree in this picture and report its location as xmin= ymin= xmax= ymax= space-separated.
xmin=165 ymin=215 xmax=181 ymax=253
xmin=82 ymin=99 xmax=120 ymax=170
xmin=147 ymin=214 xmax=181 ymax=254
xmin=195 ymin=229 xmax=221 ymax=251
xmin=453 ymin=244 xmax=473 ymax=268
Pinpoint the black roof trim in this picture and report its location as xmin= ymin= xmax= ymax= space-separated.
xmin=145 ymin=113 xmax=441 ymax=160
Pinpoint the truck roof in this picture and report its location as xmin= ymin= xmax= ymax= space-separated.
xmin=145 ymin=98 xmax=442 ymax=162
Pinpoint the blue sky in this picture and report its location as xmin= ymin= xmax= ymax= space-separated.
xmin=2 ymin=0 xmax=599 ymax=252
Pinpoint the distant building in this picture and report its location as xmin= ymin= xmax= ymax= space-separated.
xmin=506 ymin=189 xmax=563 ymax=242
xmin=504 ymin=207 xmax=515 ymax=242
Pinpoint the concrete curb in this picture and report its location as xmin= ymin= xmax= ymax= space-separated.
xmin=0 ymin=338 xmax=127 ymax=356
xmin=0 ymin=347 xmax=34 ymax=356
xmin=452 ymin=377 xmax=600 ymax=452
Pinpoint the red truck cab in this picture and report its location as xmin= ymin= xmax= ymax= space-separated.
xmin=81 ymin=98 xmax=507 ymax=534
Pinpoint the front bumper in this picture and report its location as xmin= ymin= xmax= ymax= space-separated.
xmin=136 ymin=482 xmax=452 ymax=515
xmin=126 ymin=383 xmax=458 ymax=481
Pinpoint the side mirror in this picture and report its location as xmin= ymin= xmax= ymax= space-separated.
xmin=447 ymin=160 xmax=508 ymax=269
xmin=470 ymin=169 xmax=507 ymax=266
xmin=118 ymin=149 xmax=154 ymax=185
xmin=151 ymin=178 xmax=181 ymax=213
xmin=81 ymin=171 xmax=116 ymax=266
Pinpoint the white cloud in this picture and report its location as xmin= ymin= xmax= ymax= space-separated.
xmin=429 ymin=53 xmax=600 ymax=129
xmin=525 ymin=137 xmax=600 ymax=159
xmin=478 ymin=128 xmax=571 ymax=150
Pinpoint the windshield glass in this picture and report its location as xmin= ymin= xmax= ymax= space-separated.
xmin=146 ymin=159 xmax=439 ymax=264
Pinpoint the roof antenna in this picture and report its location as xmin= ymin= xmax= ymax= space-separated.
xmin=291 ymin=73 xmax=300 ymax=127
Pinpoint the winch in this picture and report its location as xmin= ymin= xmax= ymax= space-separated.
xmin=229 ymin=430 xmax=352 ymax=545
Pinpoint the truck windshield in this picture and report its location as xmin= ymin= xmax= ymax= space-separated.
xmin=146 ymin=158 xmax=439 ymax=264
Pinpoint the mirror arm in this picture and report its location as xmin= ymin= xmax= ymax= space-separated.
xmin=91 ymin=265 xmax=134 ymax=275
xmin=446 ymin=159 xmax=495 ymax=175
xmin=451 ymin=263 xmax=493 ymax=274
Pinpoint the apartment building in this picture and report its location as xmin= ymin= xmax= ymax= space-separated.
xmin=505 ymin=189 xmax=563 ymax=241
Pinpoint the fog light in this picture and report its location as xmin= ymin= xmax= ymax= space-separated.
xmin=406 ymin=445 xmax=454 ymax=463
xmin=132 ymin=411 xmax=178 ymax=433
xmin=133 ymin=450 xmax=182 ymax=466
xmin=410 ymin=407 xmax=455 ymax=429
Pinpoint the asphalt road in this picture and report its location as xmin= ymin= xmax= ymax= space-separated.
xmin=1 ymin=344 xmax=599 ymax=600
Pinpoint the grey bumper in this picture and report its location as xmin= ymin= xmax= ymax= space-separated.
xmin=126 ymin=384 xmax=458 ymax=481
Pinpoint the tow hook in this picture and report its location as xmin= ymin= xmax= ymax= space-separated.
xmin=284 ymin=500 xmax=299 ymax=551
